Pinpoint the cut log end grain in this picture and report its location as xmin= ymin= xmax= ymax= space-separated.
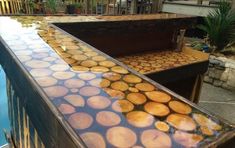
xmin=128 ymin=87 xmax=139 ymax=92
xmin=103 ymin=72 xmax=121 ymax=81
xmin=89 ymin=78 xmax=111 ymax=88
xmin=99 ymin=60 xmax=116 ymax=67
xmin=154 ymin=121 xmax=170 ymax=132
xmin=127 ymin=93 xmax=147 ymax=105
xmin=78 ymin=73 xmax=96 ymax=80
xmin=64 ymin=95 xmax=85 ymax=107
xmin=44 ymin=86 xmax=68 ymax=98
xmin=126 ymin=111 xmax=154 ymax=128
xmin=71 ymin=66 xmax=89 ymax=72
xmin=68 ymin=112 xmax=93 ymax=130
xmin=25 ymin=60 xmax=50 ymax=68
xmin=169 ymin=101 xmax=192 ymax=114
xmin=92 ymin=55 xmax=107 ymax=61
xmin=81 ymin=132 xmax=106 ymax=148
xmin=123 ymin=74 xmax=142 ymax=83
xmin=166 ymin=114 xmax=196 ymax=131
xmin=144 ymin=102 xmax=170 ymax=117
xmin=135 ymin=83 xmax=155 ymax=92
xmin=192 ymin=113 xmax=222 ymax=131
xmin=50 ymin=64 xmax=69 ymax=71
xmin=106 ymin=126 xmax=137 ymax=147
xmin=96 ymin=111 xmax=121 ymax=126
xmin=112 ymin=100 xmax=134 ymax=112
xmin=35 ymin=77 xmax=57 ymax=87
xmin=173 ymin=131 xmax=203 ymax=147
xmin=87 ymin=96 xmax=111 ymax=109
xmin=81 ymin=60 xmax=98 ymax=67
xmin=141 ymin=129 xmax=172 ymax=148
xmin=90 ymin=66 xmax=109 ymax=72
xmin=145 ymin=91 xmax=171 ymax=103
xmin=79 ymin=86 xmax=101 ymax=97
xmin=111 ymin=66 xmax=129 ymax=74
xmin=111 ymin=81 xmax=129 ymax=91
xmin=71 ymin=55 xmax=88 ymax=61
xmin=103 ymin=88 xmax=125 ymax=99
xmin=58 ymin=103 xmax=75 ymax=114
xmin=64 ymin=79 xmax=85 ymax=89
xmin=52 ymin=71 xmax=75 ymax=80
xmin=200 ymin=126 xmax=214 ymax=136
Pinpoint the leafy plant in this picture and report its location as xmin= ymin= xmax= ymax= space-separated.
xmin=46 ymin=0 xmax=57 ymax=14
xmin=74 ymin=2 xmax=82 ymax=9
xmin=198 ymin=0 xmax=235 ymax=52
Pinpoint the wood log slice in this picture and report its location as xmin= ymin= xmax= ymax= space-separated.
xmin=87 ymin=96 xmax=111 ymax=109
xmin=168 ymin=101 xmax=192 ymax=114
xmin=90 ymin=66 xmax=109 ymax=72
xmin=112 ymin=100 xmax=134 ymax=112
xmin=123 ymin=74 xmax=142 ymax=83
xmin=63 ymin=58 xmax=76 ymax=64
xmin=89 ymin=78 xmax=110 ymax=88
xmin=145 ymin=91 xmax=171 ymax=103
xmin=127 ymin=93 xmax=147 ymax=105
xmin=128 ymin=87 xmax=139 ymax=93
xmin=50 ymin=64 xmax=69 ymax=71
xmin=78 ymin=73 xmax=96 ymax=80
xmin=79 ymin=86 xmax=100 ymax=97
xmin=154 ymin=121 xmax=170 ymax=132
xmin=64 ymin=79 xmax=85 ymax=88
xmin=111 ymin=66 xmax=129 ymax=74
xmin=126 ymin=111 xmax=154 ymax=128
xmin=67 ymin=49 xmax=83 ymax=55
xmin=141 ymin=129 xmax=171 ymax=148
xmin=52 ymin=72 xmax=75 ymax=80
xmin=18 ymin=55 xmax=32 ymax=62
xmin=71 ymin=55 xmax=88 ymax=61
xmin=64 ymin=95 xmax=85 ymax=107
xmin=58 ymin=103 xmax=75 ymax=114
xmin=92 ymin=55 xmax=106 ymax=61
xmin=111 ymin=81 xmax=129 ymax=91
xmin=44 ymin=86 xmax=68 ymax=98
xmin=192 ymin=113 xmax=222 ymax=131
xmin=200 ymin=126 xmax=214 ymax=136
xmin=71 ymin=66 xmax=89 ymax=72
xmin=81 ymin=60 xmax=98 ymax=67
xmin=68 ymin=112 xmax=93 ymax=130
xmin=99 ymin=60 xmax=116 ymax=67
xmin=81 ymin=132 xmax=106 ymax=148
xmin=103 ymin=72 xmax=121 ymax=81
xmin=35 ymin=77 xmax=57 ymax=87
xmin=25 ymin=60 xmax=50 ymax=68
xmin=166 ymin=114 xmax=196 ymax=131
xmin=96 ymin=111 xmax=121 ymax=126
xmin=173 ymin=131 xmax=203 ymax=147
xmin=106 ymin=126 xmax=137 ymax=147
xmin=135 ymin=83 xmax=155 ymax=92
xmin=144 ymin=102 xmax=170 ymax=117
xmin=103 ymin=88 xmax=125 ymax=99
xmin=84 ymin=51 xmax=98 ymax=57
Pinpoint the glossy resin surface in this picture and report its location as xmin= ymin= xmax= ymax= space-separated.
xmin=0 ymin=15 xmax=234 ymax=148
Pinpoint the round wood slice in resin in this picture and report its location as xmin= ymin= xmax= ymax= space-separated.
xmin=127 ymin=93 xmax=147 ymax=105
xmin=106 ymin=126 xmax=137 ymax=147
xmin=128 ymin=87 xmax=139 ymax=92
xmin=144 ymin=102 xmax=170 ymax=117
xmin=103 ymin=88 xmax=125 ymax=99
xmin=99 ymin=60 xmax=116 ymax=67
xmin=135 ymin=83 xmax=155 ymax=92
xmin=141 ymin=129 xmax=171 ymax=148
xmin=154 ymin=121 xmax=170 ymax=132
xmin=44 ymin=86 xmax=68 ymax=98
xmin=90 ymin=66 xmax=109 ymax=72
xmin=173 ymin=131 xmax=203 ymax=147
xmin=192 ymin=113 xmax=222 ymax=131
xmin=84 ymin=51 xmax=98 ymax=57
xmin=59 ymin=53 xmax=71 ymax=58
xmin=64 ymin=95 xmax=85 ymax=107
xmin=200 ymin=126 xmax=214 ymax=136
xmin=25 ymin=60 xmax=50 ymax=68
xmin=112 ymin=100 xmax=134 ymax=112
xmin=88 ymin=78 xmax=110 ymax=88
xmin=123 ymin=74 xmax=142 ymax=83
xmin=166 ymin=114 xmax=196 ymax=131
xmin=52 ymin=72 xmax=75 ymax=80
xmin=79 ymin=86 xmax=101 ymax=97
xmin=72 ymin=66 xmax=89 ymax=72
xmin=145 ymin=91 xmax=171 ymax=103
xmin=64 ymin=79 xmax=85 ymax=89
xmin=81 ymin=60 xmax=98 ymax=67
xmin=78 ymin=73 xmax=96 ymax=80
xmin=92 ymin=55 xmax=106 ymax=61
xmin=68 ymin=112 xmax=93 ymax=130
xmin=169 ymin=101 xmax=192 ymax=114
xmin=50 ymin=64 xmax=69 ymax=71
xmin=103 ymin=72 xmax=121 ymax=81
xmin=43 ymin=57 xmax=56 ymax=62
xmin=87 ymin=96 xmax=111 ymax=109
xmin=35 ymin=77 xmax=57 ymax=87
xmin=96 ymin=111 xmax=121 ymax=126
xmin=111 ymin=81 xmax=129 ymax=91
xmin=126 ymin=111 xmax=154 ymax=128
xmin=111 ymin=66 xmax=129 ymax=74
xmin=58 ymin=103 xmax=75 ymax=114
xmin=81 ymin=132 xmax=106 ymax=148
xmin=63 ymin=58 xmax=76 ymax=64
xmin=71 ymin=54 xmax=88 ymax=61
xmin=67 ymin=49 xmax=83 ymax=55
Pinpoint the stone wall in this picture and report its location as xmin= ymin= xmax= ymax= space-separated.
xmin=204 ymin=55 xmax=235 ymax=90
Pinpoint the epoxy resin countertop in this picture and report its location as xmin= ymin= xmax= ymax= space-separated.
xmin=0 ymin=15 xmax=235 ymax=148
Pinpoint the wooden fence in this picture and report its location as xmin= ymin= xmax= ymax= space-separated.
xmin=0 ymin=0 xmax=31 ymax=15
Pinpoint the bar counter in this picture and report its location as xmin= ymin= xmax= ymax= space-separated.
xmin=0 ymin=15 xmax=235 ymax=148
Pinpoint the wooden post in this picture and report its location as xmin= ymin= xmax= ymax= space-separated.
xmin=130 ymin=0 xmax=136 ymax=14
xmin=152 ymin=0 xmax=163 ymax=13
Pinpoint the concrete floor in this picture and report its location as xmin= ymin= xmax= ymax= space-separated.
xmin=199 ymin=83 xmax=235 ymax=124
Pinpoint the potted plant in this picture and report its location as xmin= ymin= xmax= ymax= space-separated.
xmin=74 ymin=2 xmax=83 ymax=14
xmin=45 ymin=0 xmax=57 ymax=14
